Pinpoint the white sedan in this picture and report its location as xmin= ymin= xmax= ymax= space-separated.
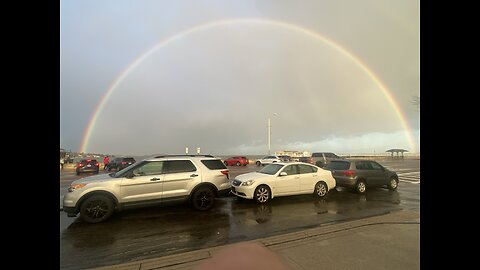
xmin=231 ymin=162 xmax=336 ymax=203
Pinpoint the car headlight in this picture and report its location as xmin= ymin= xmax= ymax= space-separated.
xmin=241 ymin=180 xmax=255 ymax=186
xmin=68 ymin=183 xmax=87 ymax=192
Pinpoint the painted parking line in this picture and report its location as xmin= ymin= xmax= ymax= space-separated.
xmin=399 ymin=179 xmax=420 ymax=184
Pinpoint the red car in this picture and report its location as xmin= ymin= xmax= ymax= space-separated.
xmin=223 ymin=156 xmax=249 ymax=166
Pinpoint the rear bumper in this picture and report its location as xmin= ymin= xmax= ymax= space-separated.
xmin=334 ymin=177 xmax=358 ymax=188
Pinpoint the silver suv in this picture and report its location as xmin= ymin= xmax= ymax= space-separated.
xmin=63 ymin=155 xmax=231 ymax=223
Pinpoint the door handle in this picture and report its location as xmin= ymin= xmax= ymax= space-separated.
xmin=150 ymin=177 xmax=160 ymax=181
xmin=190 ymin=174 xmax=198 ymax=177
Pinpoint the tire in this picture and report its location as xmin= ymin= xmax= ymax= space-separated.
xmin=355 ymin=180 xmax=367 ymax=194
xmin=387 ymin=177 xmax=399 ymax=190
xmin=256 ymin=161 xmax=261 ymax=166
xmin=254 ymin=185 xmax=271 ymax=203
xmin=314 ymin=182 xmax=329 ymax=198
xmin=192 ymin=187 xmax=215 ymax=211
xmin=236 ymin=162 xmax=241 ymax=166
xmin=80 ymin=194 xmax=115 ymax=223
xmin=224 ymin=161 xmax=228 ymax=166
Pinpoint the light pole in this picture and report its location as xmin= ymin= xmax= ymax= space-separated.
xmin=268 ymin=113 xmax=278 ymax=155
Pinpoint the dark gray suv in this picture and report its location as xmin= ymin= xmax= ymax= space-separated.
xmin=324 ymin=159 xmax=398 ymax=194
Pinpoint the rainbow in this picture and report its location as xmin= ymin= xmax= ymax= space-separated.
xmin=80 ymin=18 xmax=418 ymax=153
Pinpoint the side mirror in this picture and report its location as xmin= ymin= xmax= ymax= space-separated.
xmin=279 ymin=172 xmax=287 ymax=176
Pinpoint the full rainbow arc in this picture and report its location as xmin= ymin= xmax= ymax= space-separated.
xmin=81 ymin=18 xmax=417 ymax=153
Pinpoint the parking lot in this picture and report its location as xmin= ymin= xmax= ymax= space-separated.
xmin=60 ymin=157 xmax=419 ymax=270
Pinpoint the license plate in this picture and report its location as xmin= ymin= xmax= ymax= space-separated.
xmin=86 ymin=165 xmax=91 ymax=167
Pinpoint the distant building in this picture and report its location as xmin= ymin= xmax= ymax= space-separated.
xmin=274 ymin=150 xmax=311 ymax=158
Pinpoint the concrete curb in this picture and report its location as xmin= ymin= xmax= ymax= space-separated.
xmin=91 ymin=209 xmax=419 ymax=270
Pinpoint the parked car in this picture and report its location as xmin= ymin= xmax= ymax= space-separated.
xmin=311 ymin=152 xmax=342 ymax=168
xmin=324 ymin=159 xmax=398 ymax=194
xmin=231 ymin=162 xmax=336 ymax=203
xmin=277 ymin=155 xmax=291 ymax=162
xmin=298 ymin=156 xmax=313 ymax=164
xmin=224 ymin=156 xmax=249 ymax=166
xmin=75 ymin=159 xmax=100 ymax=175
xmin=255 ymin=155 xmax=282 ymax=166
xmin=63 ymin=155 xmax=231 ymax=223
xmin=107 ymin=157 xmax=136 ymax=171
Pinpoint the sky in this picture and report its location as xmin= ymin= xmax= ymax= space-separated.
xmin=60 ymin=0 xmax=420 ymax=156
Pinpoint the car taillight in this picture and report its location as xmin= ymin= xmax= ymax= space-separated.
xmin=342 ymin=170 xmax=355 ymax=177
xmin=221 ymin=170 xmax=229 ymax=179
xmin=77 ymin=163 xmax=83 ymax=168
xmin=95 ymin=162 xmax=100 ymax=167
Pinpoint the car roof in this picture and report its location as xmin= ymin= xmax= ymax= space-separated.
xmin=266 ymin=162 xmax=317 ymax=166
xmin=145 ymin=155 xmax=219 ymax=161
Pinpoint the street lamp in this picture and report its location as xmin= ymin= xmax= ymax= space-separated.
xmin=268 ymin=113 xmax=278 ymax=155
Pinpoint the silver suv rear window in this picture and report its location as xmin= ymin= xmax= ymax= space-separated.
xmin=201 ymin=159 xmax=227 ymax=170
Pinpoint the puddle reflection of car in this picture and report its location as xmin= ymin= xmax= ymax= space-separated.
xmin=231 ymin=162 xmax=336 ymax=203
xmin=325 ymin=159 xmax=399 ymax=194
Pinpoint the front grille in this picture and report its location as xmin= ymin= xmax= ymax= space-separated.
xmin=232 ymin=180 xmax=241 ymax=186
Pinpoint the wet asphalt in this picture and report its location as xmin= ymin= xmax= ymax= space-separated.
xmin=60 ymin=158 xmax=419 ymax=270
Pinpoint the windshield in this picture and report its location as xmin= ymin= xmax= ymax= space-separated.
xmin=258 ymin=164 xmax=284 ymax=175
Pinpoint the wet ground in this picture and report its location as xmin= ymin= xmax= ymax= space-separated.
xmin=60 ymin=158 xmax=419 ymax=270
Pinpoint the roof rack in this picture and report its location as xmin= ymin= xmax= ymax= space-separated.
xmin=154 ymin=154 xmax=215 ymax=158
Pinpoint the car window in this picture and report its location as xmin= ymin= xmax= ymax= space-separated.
xmin=298 ymin=164 xmax=317 ymax=174
xmin=326 ymin=161 xmax=351 ymax=170
xmin=258 ymin=164 xmax=283 ymax=175
xmin=356 ymin=161 xmax=373 ymax=170
xmin=201 ymin=159 xmax=227 ymax=170
xmin=164 ymin=160 xmax=197 ymax=173
xmin=325 ymin=153 xmax=337 ymax=158
xmin=133 ymin=161 xmax=164 ymax=176
xmin=370 ymin=161 xmax=383 ymax=170
xmin=312 ymin=153 xmax=323 ymax=157
xmin=281 ymin=165 xmax=299 ymax=175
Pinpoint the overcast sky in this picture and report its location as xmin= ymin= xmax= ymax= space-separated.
xmin=60 ymin=0 xmax=419 ymax=156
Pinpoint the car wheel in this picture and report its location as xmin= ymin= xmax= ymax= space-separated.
xmin=80 ymin=194 xmax=115 ymax=223
xmin=254 ymin=185 xmax=271 ymax=203
xmin=236 ymin=162 xmax=241 ymax=166
xmin=192 ymin=187 xmax=215 ymax=211
xmin=355 ymin=180 xmax=366 ymax=194
xmin=387 ymin=177 xmax=399 ymax=190
xmin=256 ymin=161 xmax=261 ymax=166
xmin=314 ymin=182 xmax=328 ymax=198
xmin=224 ymin=161 xmax=229 ymax=166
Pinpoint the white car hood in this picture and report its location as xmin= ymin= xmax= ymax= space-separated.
xmin=235 ymin=172 xmax=269 ymax=182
